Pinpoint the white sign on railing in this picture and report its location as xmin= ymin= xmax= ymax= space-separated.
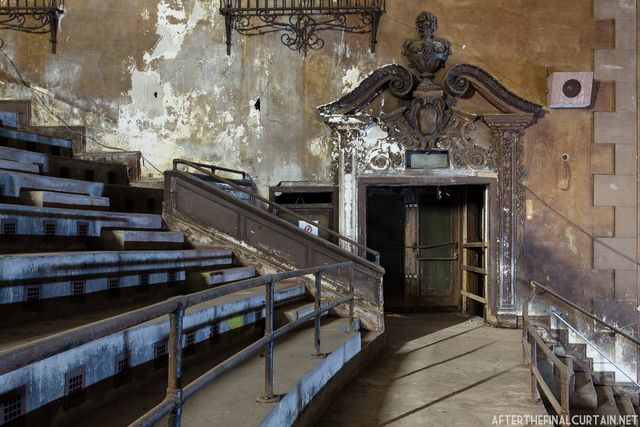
xmin=299 ymin=220 xmax=319 ymax=236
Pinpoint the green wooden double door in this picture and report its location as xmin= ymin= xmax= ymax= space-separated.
xmin=366 ymin=186 xmax=487 ymax=311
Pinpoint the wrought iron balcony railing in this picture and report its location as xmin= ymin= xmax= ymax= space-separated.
xmin=219 ymin=0 xmax=385 ymax=55
xmin=0 ymin=0 xmax=64 ymax=53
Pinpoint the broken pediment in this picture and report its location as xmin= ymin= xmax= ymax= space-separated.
xmin=318 ymin=11 xmax=542 ymax=172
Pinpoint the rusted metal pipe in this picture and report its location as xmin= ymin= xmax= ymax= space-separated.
xmin=129 ymin=398 xmax=176 ymax=427
xmin=348 ymin=267 xmax=355 ymax=332
xmin=167 ymin=307 xmax=185 ymax=427
xmin=0 ymin=263 xmax=353 ymax=378
xmin=257 ymin=278 xmax=279 ymax=403
xmin=0 ymin=299 xmax=179 ymax=376
xmin=312 ymin=272 xmax=324 ymax=358
xmin=132 ymin=294 xmax=354 ymax=425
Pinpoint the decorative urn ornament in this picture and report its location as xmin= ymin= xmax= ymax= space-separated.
xmin=403 ymin=11 xmax=452 ymax=93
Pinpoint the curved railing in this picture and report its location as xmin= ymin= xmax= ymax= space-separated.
xmin=0 ymin=262 xmax=356 ymax=427
xmin=173 ymin=159 xmax=380 ymax=264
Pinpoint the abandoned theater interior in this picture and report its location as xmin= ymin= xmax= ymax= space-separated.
xmin=0 ymin=1 xmax=638 ymax=426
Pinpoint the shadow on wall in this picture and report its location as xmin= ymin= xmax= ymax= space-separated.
xmin=520 ymin=193 xmax=616 ymax=315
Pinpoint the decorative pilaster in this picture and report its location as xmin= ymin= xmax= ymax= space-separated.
xmin=484 ymin=115 xmax=534 ymax=317
xmin=329 ymin=125 xmax=367 ymax=249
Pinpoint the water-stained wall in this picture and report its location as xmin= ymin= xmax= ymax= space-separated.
xmin=0 ymin=1 xmax=637 ymax=337
xmin=0 ymin=1 xmax=613 ymax=188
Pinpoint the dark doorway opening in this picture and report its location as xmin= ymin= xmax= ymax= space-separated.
xmin=366 ymin=185 xmax=488 ymax=315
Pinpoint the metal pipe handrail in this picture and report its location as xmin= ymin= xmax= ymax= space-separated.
xmin=0 ymin=261 xmax=354 ymax=376
xmin=132 ymin=261 xmax=356 ymax=427
xmin=173 ymin=159 xmax=380 ymax=264
xmin=531 ymin=281 xmax=640 ymax=347
xmin=522 ymin=299 xmax=572 ymax=421
xmin=551 ymin=311 xmax=640 ymax=388
xmin=177 ymin=159 xmax=252 ymax=182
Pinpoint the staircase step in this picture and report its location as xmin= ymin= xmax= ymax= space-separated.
xmin=594 ymin=385 xmax=621 ymax=415
xmin=551 ymin=328 xmax=569 ymax=346
xmin=571 ymin=371 xmax=598 ymax=409
xmin=615 ymin=395 xmax=636 ymax=416
xmin=206 ymin=266 xmax=256 ymax=286
xmin=0 ymin=158 xmax=39 ymax=174
xmin=572 ymin=357 xmax=594 ymax=372
xmin=21 ymin=190 xmax=110 ymax=209
xmin=613 ymin=384 xmax=640 ymax=407
xmin=565 ymin=343 xmax=588 ymax=360
xmin=592 ymin=371 xmax=616 ymax=385
xmin=527 ymin=315 xmax=551 ymax=331
xmin=100 ymin=229 xmax=185 ymax=250
xmin=0 ymin=170 xmax=104 ymax=197
xmin=277 ymin=301 xmax=325 ymax=324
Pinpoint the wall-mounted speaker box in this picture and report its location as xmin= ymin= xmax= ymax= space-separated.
xmin=547 ymin=72 xmax=594 ymax=108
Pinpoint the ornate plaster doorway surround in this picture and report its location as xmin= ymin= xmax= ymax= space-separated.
xmin=317 ymin=11 xmax=542 ymax=326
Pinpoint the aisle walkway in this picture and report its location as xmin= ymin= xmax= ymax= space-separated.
xmin=318 ymin=313 xmax=550 ymax=426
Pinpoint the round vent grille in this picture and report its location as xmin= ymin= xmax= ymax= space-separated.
xmin=562 ymin=79 xmax=582 ymax=98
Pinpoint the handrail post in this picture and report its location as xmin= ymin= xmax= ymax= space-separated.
xmin=530 ymin=337 xmax=538 ymax=402
xmin=348 ymin=266 xmax=355 ymax=332
xmin=561 ymin=367 xmax=571 ymax=425
xmin=312 ymin=271 xmax=327 ymax=358
xmin=257 ymin=278 xmax=280 ymax=403
xmin=167 ymin=306 xmax=185 ymax=427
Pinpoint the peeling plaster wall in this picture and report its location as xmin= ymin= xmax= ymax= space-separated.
xmin=0 ymin=0 xmax=637 ymax=385
xmin=0 ymin=1 xmax=612 ymax=193
xmin=0 ymin=1 xmax=635 ymax=332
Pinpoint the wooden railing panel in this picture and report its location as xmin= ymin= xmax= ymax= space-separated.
xmin=165 ymin=171 xmax=385 ymax=330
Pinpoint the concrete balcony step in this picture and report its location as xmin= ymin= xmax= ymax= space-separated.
xmin=21 ymin=190 xmax=110 ymax=209
xmin=0 ymin=249 xmax=235 ymax=304
xmin=0 ymin=203 xmax=162 ymax=239
xmin=0 ymin=267 xmax=300 ymax=352
xmin=0 ymin=170 xmax=104 ymax=198
xmin=205 ymin=266 xmax=257 ymax=286
xmin=100 ymin=229 xmax=185 ymax=250
xmin=0 ymin=146 xmax=131 ymax=185
xmin=0 ymin=158 xmax=40 ymax=174
xmin=0 ymin=127 xmax=73 ymax=157
xmin=276 ymin=300 xmax=330 ymax=326
xmin=0 ymin=282 xmax=312 ymax=423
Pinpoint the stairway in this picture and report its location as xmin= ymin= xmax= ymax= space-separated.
xmin=0 ymin=105 xmax=366 ymax=426
xmin=532 ymin=318 xmax=640 ymax=423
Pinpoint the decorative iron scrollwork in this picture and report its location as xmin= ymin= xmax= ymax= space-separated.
xmin=220 ymin=0 xmax=385 ymax=55
xmin=0 ymin=0 xmax=64 ymax=53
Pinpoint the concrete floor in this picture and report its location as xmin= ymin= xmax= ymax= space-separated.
xmin=318 ymin=313 xmax=551 ymax=427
